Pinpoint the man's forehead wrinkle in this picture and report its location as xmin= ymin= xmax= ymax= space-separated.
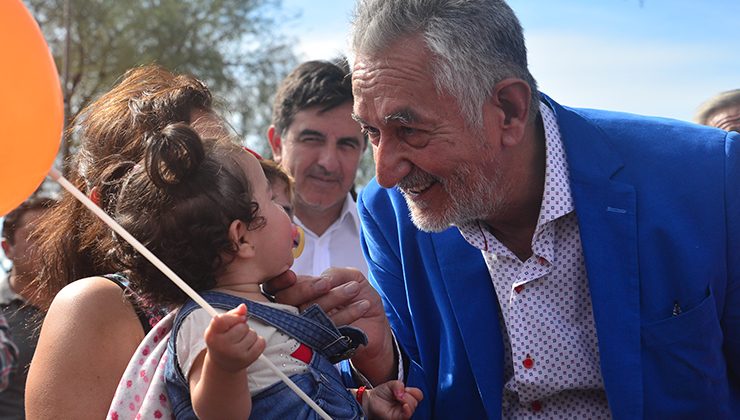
xmin=371 ymin=63 xmax=428 ymax=86
xmin=717 ymin=115 xmax=740 ymax=125
xmin=709 ymin=108 xmax=740 ymax=131
xmin=352 ymin=55 xmax=431 ymax=128
xmin=354 ymin=48 xmax=429 ymax=83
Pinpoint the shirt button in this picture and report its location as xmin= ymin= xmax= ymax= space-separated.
xmin=514 ymin=285 xmax=525 ymax=294
xmin=531 ymin=400 xmax=542 ymax=412
xmin=522 ymin=354 xmax=534 ymax=369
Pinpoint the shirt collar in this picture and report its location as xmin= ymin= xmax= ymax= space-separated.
xmin=295 ymin=192 xmax=360 ymax=237
xmin=458 ymin=101 xmax=573 ymax=251
xmin=339 ymin=192 xmax=361 ymax=231
xmin=537 ymin=101 xmax=574 ymax=226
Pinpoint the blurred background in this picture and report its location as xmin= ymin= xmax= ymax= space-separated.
xmin=2 ymin=0 xmax=738 ymax=267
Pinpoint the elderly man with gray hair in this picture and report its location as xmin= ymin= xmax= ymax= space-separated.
xmin=349 ymin=0 xmax=740 ymax=418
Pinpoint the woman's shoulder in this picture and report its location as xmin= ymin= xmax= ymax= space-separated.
xmin=27 ymin=276 xmax=146 ymax=419
xmin=47 ymin=276 xmax=139 ymax=330
xmin=51 ymin=275 xmax=168 ymax=335
xmin=37 ymin=275 xmax=145 ymax=370
xmin=52 ymin=275 xmax=127 ymax=307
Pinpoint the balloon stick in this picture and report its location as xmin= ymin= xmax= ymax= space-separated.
xmin=48 ymin=167 xmax=332 ymax=420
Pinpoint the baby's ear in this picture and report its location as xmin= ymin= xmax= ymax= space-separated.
xmin=228 ymin=220 xmax=256 ymax=258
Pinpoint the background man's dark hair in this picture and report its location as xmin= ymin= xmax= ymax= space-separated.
xmin=2 ymin=196 xmax=57 ymax=246
xmin=270 ymin=58 xmax=353 ymax=136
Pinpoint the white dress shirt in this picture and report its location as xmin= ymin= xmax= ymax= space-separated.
xmin=292 ymin=193 xmax=368 ymax=277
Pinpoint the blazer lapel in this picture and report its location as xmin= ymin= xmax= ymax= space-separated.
xmin=547 ymin=95 xmax=643 ymax=419
xmin=431 ymin=229 xmax=504 ymax=419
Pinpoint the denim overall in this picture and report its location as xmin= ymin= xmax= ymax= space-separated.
xmin=164 ymin=291 xmax=368 ymax=419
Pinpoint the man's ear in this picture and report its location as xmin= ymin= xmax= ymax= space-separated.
xmin=267 ymin=125 xmax=282 ymax=163
xmin=228 ymin=220 xmax=256 ymax=259
xmin=490 ymin=78 xmax=532 ymax=147
xmin=1 ymin=238 xmax=13 ymax=260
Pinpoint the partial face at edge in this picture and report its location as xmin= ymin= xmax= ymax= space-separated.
xmin=706 ymin=105 xmax=740 ymax=132
xmin=2 ymin=209 xmax=47 ymax=276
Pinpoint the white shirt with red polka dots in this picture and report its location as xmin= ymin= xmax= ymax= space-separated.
xmin=458 ymin=102 xmax=611 ymax=419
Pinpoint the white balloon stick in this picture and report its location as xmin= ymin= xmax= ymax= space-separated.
xmin=48 ymin=167 xmax=332 ymax=420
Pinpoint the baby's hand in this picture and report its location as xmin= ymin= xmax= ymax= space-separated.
xmin=363 ymin=380 xmax=423 ymax=420
xmin=204 ymin=303 xmax=265 ymax=372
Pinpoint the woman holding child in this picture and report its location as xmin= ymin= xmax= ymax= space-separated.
xmin=25 ymin=65 xmax=228 ymax=418
xmin=25 ymin=64 xmax=407 ymax=419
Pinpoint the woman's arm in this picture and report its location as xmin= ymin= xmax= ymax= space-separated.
xmin=25 ymin=277 xmax=145 ymax=419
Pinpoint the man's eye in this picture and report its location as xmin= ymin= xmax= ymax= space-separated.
xmin=401 ymin=126 xmax=430 ymax=148
xmin=400 ymin=126 xmax=416 ymax=136
xmin=361 ymin=126 xmax=380 ymax=144
xmin=339 ymin=141 xmax=360 ymax=150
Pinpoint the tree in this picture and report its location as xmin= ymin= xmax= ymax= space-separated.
xmin=25 ymin=0 xmax=297 ymax=166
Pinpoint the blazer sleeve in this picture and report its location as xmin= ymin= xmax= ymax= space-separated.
xmin=357 ymin=185 xmax=419 ymax=366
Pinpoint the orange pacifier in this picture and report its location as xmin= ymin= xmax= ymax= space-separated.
xmin=292 ymin=224 xmax=305 ymax=258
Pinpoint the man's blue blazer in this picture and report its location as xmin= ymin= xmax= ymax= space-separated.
xmin=357 ymin=95 xmax=740 ymax=419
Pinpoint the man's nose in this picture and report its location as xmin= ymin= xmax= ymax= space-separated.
xmin=373 ymin=138 xmax=411 ymax=188
xmin=316 ymin=144 xmax=340 ymax=173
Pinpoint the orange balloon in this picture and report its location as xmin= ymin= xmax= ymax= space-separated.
xmin=0 ymin=0 xmax=63 ymax=216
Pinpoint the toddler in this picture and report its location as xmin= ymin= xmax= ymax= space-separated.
xmin=113 ymin=124 xmax=421 ymax=419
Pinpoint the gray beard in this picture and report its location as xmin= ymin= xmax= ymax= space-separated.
xmin=400 ymin=161 xmax=507 ymax=233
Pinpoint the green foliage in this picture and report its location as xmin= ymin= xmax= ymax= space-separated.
xmin=25 ymin=0 xmax=297 ymax=161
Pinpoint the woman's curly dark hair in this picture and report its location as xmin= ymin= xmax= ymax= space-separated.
xmin=113 ymin=123 xmax=263 ymax=307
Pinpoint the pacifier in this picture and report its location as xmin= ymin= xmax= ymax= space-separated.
xmin=292 ymin=224 xmax=305 ymax=258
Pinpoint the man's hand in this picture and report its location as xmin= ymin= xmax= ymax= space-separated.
xmin=263 ymin=268 xmax=397 ymax=384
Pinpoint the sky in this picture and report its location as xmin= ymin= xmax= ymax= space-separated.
xmin=2 ymin=0 xmax=737 ymax=267
xmin=280 ymin=0 xmax=739 ymax=122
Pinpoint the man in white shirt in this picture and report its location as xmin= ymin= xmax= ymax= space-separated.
xmin=267 ymin=59 xmax=368 ymax=277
